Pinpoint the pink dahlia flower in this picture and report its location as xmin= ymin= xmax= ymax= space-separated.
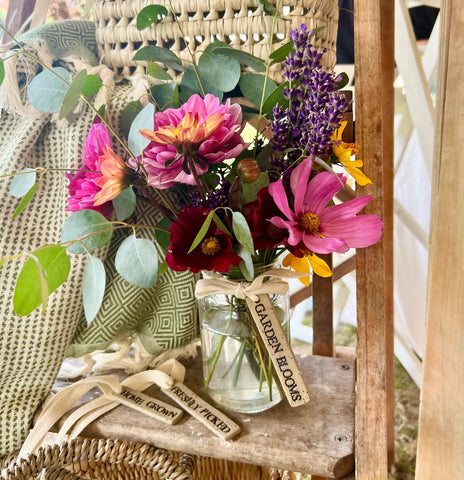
xmin=66 ymin=123 xmax=113 ymax=218
xmin=140 ymin=94 xmax=247 ymax=189
xmin=268 ymin=157 xmax=383 ymax=254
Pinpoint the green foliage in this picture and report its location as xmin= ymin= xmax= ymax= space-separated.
xmin=120 ymin=101 xmax=143 ymax=139
xmin=59 ymin=69 xmax=88 ymax=119
xmin=128 ymin=102 xmax=154 ymax=157
xmin=232 ymin=211 xmax=254 ymax=255
xmin=133 ymin=45 xmax=185 ymax=72
xmin=237 ymin=246 xmax=254 ymax=282
xmin=13 ymin=245 xmax=71 ymax=316
xmin=208 ymin=47 xmax=266 ymax=73
xmin=113 ymin=187 xmax=137 ymax=221
xmin=238 ymin=74 xmax=277 ymax=108
xmin=61 ymin=210 xmax=113 ymax=254
xmin=9 ymin=168 xmax=37 ymax=198
xmin=147 ymin=61 xmax=173 ymax=81
xmin=0 ymin=60 xmax=4 ymax=86
xmin=151 ymin=83 xmax=178 ymax=109
xmin=240 ymin=172 xmax=270 ymax=204
xmin=27 ymin=67 xmax=71 ymax=113
xmin=136 ymin=5 xmax=168 ymax=30
xmin=12 ymin=183 xmax=39 ymax=219
xmin=82 ymin=74 xmax=103 ymax=97
xmin=188 ymin=210 xmax=215 ymax=253
xmin=261 ymin=82 xmax=288 ymax=116
xmin=83 ymin=255 xmax=106 ymax=323
xmin=197 ymin=42 xmax=241 ymax=93
xmin=334 ymin=72 xmax=350 ymax=90
xmin=155 ymin=217 xmax=172 ymax=254
xmin=180 ymin=66 xmax=223 ymax=103
xmin=115 ymin=235 xmax=158 ymax=288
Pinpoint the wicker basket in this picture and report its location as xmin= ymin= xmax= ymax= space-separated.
xmin=94 ymin=0 xmax=339 ymax=78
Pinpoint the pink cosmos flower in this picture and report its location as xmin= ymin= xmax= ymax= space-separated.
xmin=268 ymin=157 xmax=383 ymax=254
xmin=66 ymin=123 xmax=113 ymax=218
xmin=140 ymin=94 xmax=247 ymax=189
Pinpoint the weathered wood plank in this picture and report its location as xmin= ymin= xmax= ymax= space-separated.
xmin=354 ymin=0 xmax=395 ymax=477
xmin=55 ymin=354 xmax=355 ymax=479
xmin=2 ymin=0 xmax=36 ymax=42
xmin=312 ymin=254 xmax=334 ymax=357
xmin=415 ymin=2 xmax=464 ymax=478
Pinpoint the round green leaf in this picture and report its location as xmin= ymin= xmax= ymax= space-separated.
xmin=83 ymin=255 xmax=106 ymax=324
xmin=27 ymin=67 xmax=71 ymax=113
xmin=239 ymin=74 xmax=277 ymax=108
xmin=136 ymin=5 xmax=168 ymax=30
xmin=10 ymin=168 xmax=37 ymax=198
xmin=179 ymin=66 xmax=223 ymax=103
xmin=112 ymin=186 xmax=136 ymax=221
xmin=115 ymin=235 xmax=158 ymax=288
xmin=232 ymin=211 xmax=254 ymax=255
xmin=120 ymin=101 xmax=143 ymax=139
xmin=212 ymin=47 xmax=266 ymax=72
xmin=13 ymin=245 xmax=71 ymax=316
xmin=238 ymin=246 xmax=254 ymax=282
xmin=147 ymin=61 xmax=173 ymax=81
xmin=151 ymin=83 xmax=178 ymax=109
xmin=61 ymin=210 xmax=113 ymax=254
xmin=82 ymin=74 xmax=103 ymax=96
xmin=133 ymin=45 xmax=185 ymax=72
xmin=197 ymin=45 xmax=241 ymax=92
xmin=128 ymin=102 xmax=154 ymax=157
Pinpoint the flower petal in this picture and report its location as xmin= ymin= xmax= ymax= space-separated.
xmin=319 ymin=196 xmax=372 ymax=223
xmin=291 ymin=157 xmax=313 ymax=215
xmin=321 ymin=215 xmax=383 ymax=248
xmin=268 ymin=179 xmax=295 ymax=221
xmin=302 ymin=233 xmax=349 ymax=254
xmin=304 ymin=171 xmax=346 ymax=214
xmin=308 ymin=252 xmax=332 ymax=277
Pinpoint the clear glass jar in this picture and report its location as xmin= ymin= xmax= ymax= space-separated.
xmin=198 ymin=268 xmax=290 ymax=414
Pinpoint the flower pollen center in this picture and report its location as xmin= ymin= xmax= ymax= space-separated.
xmin=299 ymin=212 xmax=320 ymax=233
xmin=201 ymin=236 xmax=222 ymax=256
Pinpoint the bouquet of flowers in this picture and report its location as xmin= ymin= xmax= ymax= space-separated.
xmin=1 ymin=3 xmax=382 ymax=412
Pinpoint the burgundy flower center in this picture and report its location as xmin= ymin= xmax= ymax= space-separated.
xmin=299 ymin=212 xmax=320 ymax=233
xmin=201 ymin=236 xmax=222 ymax=256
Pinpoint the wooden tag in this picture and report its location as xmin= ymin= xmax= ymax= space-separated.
xmin=162 ymin=382 xmax=241 ymax=441
xmin=109 ymin=386 xmax=183 ymax=425
xmin=246 ymin=294 xmax=310 ymax=407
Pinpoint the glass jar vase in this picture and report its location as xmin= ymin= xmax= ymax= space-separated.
xmin=197 ymin=268 xmax=290 ymax=414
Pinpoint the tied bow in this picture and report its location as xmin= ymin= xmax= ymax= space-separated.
xmin=195 ymin=267 xmax=306 ymax=302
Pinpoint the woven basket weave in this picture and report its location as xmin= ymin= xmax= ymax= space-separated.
xmin=0 ymin=438 xmax=294 ymax=480
xmin=94 ymin=0 xmax=339 ymax=78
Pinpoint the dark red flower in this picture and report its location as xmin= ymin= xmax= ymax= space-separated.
xmin=166 ymin=206 xmax=242 ymax=274
xmin=244 ymin=187 xmax=288 ymax=250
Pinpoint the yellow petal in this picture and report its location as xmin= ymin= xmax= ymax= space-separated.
xmin=344 ymin=165 xmax=373 ymax=186
xmin=308 ymin=253 xmax=332 ymax=278
xmin=282 ymin=253 xmax=311 ymax=287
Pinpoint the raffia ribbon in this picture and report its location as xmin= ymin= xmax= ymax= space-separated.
xmin=195 ymin=267 xmax=306 ymax=301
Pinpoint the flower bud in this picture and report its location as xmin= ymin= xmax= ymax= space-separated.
xmin=237 ymin=158 xmax=261 ymax=183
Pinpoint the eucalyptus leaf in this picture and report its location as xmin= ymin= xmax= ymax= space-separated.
xmin=212 ymin=212 xmax=230 ymax=235
xmin=13 ymin=245 xmax=71 ymax=316
xmin=238 ymin=246 xmax=254 ymax=282
xmin=197 ymin=43 xmax=241 ymax=92
xmin=82 ymin=74 xmax=103 ymax=96
xmin=115 ymin=235 xmax=158 ymax=288
xmin=120 ymin=101 xmax=143 ymax=139
xmin=188 ymin=210 xmax=215 ymax=253
xmin=151 ymin=83 xmax=178 ymax=109
xmin=147 ymin=61 xmax=172 ymax=81
xmin=61 ymin=209 xmax=113 ymax=254
xmin=83 ymin=255 xmax=106 ymax=324
xmin=157 ymin=261 xmax=169 ymax=276
xmin=232 ymin=211 xmax=254 ymax=255
xmin=59 ymin=69 xmax=87 ymax=119
xmin=12 ymin=182 xmax=39 ymax=219
xmin=0 ymin=60 xmax=5 ymax=86
xmin=133 ymin=45 xmax=185 ymax=72
xmin=212 ymin=47 xmax=266 ymax=72
xmin=112 ymin=186 xmax=136 ymax=221
xmin=128 ymin=102 xmax=154 ymax=157
xmin=10 ymin=168 xmax=37 ymax=198
xmin=239 ymin=74 xmax=277 ymax=108
xmin=27 ymin=67 xmax=71 ymax=113
xmin=179 ymin=66 xmax=223 ymax=103
xmin=136 ymin=5 xmax=168 ymax=30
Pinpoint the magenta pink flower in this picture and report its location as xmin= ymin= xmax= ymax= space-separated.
xmin=66 ymin=123 xmax=114 ymax=218
xmin=268 ymin=157 xmax=383 ymax=254
xmin=140 ymin=94 xmax=247 ymax=189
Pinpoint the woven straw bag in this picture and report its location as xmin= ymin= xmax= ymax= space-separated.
xmin=94 ymin=0 xmax=339 ymax=78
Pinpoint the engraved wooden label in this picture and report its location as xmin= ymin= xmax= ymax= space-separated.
xmin=162 ymin=382 xmax=241 ymax=441
xmin=109 ymin=386 xmax=183 ymax=425
xmin=246 ymin=294 xmax=310 ymax=407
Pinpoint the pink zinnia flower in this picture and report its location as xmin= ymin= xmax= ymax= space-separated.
xmin=268 ymin=157 xmax=383 ymax=254
xmin=66 ymin=123 xmax=113 ymax=218
xmin=139 ymin=94 xmax=247 ymax=189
